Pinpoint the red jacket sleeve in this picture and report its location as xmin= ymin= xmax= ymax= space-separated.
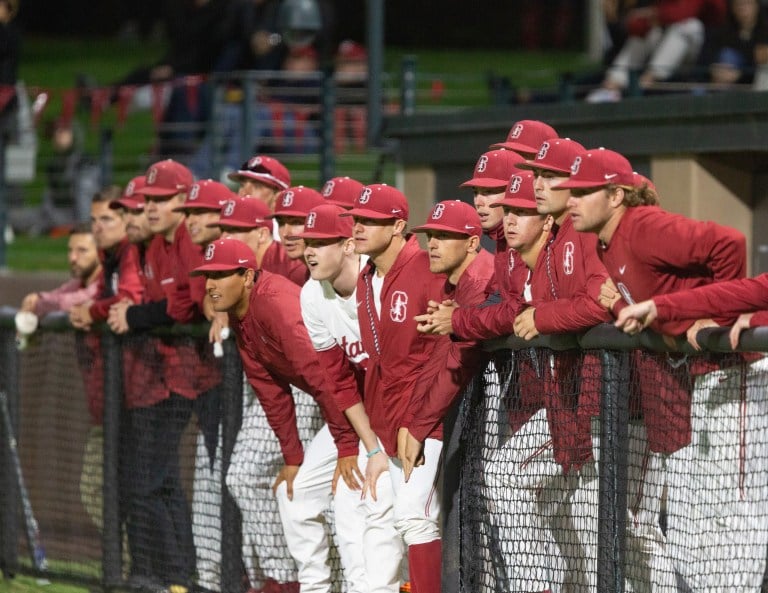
xmin=452 ymin=294 xmax=523 ymax=341
xmin=89 ymin=243 xmax=144 ymax=321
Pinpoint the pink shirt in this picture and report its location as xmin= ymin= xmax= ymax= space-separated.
xmin=33 ymin=278 xmax=99 ymax=316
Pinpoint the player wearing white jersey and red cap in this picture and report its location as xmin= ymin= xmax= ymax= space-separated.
xmin=561 ymin=148 xmax=765 ymax=592
xmin=343 ymin=185 xmax=449 ymax=593
xmin=296 ymin=203 xmax=404 ymax=593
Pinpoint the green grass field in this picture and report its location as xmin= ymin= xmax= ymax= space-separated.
xmin=0 ymin=575 xmax=88 ymax=593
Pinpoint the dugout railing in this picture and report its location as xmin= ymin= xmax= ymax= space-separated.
xmin=2 ymin=306 xmax=768 ymax=593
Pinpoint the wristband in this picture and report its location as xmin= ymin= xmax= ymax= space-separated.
xmin=366 ymin=446 xmax=382 ymax=458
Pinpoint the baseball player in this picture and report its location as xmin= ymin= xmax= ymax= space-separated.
xmin=341 ymin=184 xmax=449 ymax=593
xmin=297 ymin=202 xmax=405 ymax=593
xmin=400 ymin=199 xmax=496 ymax=475
xmin=269 ymin=185 xmax=325 ymax=263
xmin=193 ymin=238 xmax=359 ymax=593
xmin=320 ymin=176 xmax=365 ymax=209
xmin=170 ymin=179 xmax=236 ymax=593
xmin=215 ymin=196 xmax=308 ymax=286
xmin=561 ymin=148 xmax=758 ymax=592
xmin=490 ymin=119 xmax=558 ymax=159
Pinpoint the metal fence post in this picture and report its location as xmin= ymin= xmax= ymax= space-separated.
xmin=0 ymin=324 xmax=20 ymax=575
xmin=598 ymin=350 xmax=630 ymax=593
xmin=220 ymin=339 xmax=243 ymax=593
xmin=101 ymin=331 xmax=123 ymax=588
xmin=319 ymin=67 xmax=335 ymax=186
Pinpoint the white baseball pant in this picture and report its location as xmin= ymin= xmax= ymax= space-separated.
xmin=666 ymin=356 xmax=768 ymax=592
xmin=192 ymin=431 xmax=222 ymax=591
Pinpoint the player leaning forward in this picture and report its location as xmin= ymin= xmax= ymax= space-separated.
xmin=342 ymin=185 xmax=450 ymax=593
xmin=192 ymin=238 xmax=361 ymax=593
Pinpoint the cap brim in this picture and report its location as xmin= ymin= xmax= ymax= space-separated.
xmin=515 ymin=160 xmax=571 ymax=175
xmin=267 ymin=209 xmax=311 ymax=219
xmin=552 ymin=179 xmax=608 ymax=190
xmin=227 ymin=170 xmax=288 ymax=190
xmin=171 ymin=204 xmax=221 ymax=213
xmin=490 ymin=198 xmax=538 ymax=209
xmin=411 ymin=223 xmax=477 ymax=236
xmin=139 ymin=186 xmax=181 ymax=196
xmin=190 ymin=263 xmax=250 ymax=276
xmin=340 ymin=207 xmax=403 ymax=220
xmin=489 ymin=141 xmax=536 ymax=154
xmin=209 ymin=220 xmax=269 ymax=229
xmin=459 ymin=178 xmax=509 ymax=189
xmin=290 ymin=231 xmax=349 ymax=240
xmin=110 ymin=198 xmax=143 ymax=210
xmin=323 ymin=199 xmax=354 ymax=209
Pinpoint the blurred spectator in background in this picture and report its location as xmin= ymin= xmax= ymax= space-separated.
xmin=587 ymin=0 xmax=727 ymax=102
xmin=704 ymin=0 xmax=768 ymax=85
xmin=216 ymin=0 xmax=286 ymax=72
xmin=0 ymin=0 xmax=20 ymax=131
xmin=38 ymin=118 xmax=100 ymax=235
xmin=334 ymin=40 xmax=368 ymax=153
xmin=18 ymin=223 xmax=101 ymax=316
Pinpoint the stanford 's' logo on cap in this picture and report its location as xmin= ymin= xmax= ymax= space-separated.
xmin=476 ymin=155 xmax=488 ymax=173
xmin=510 ymin=123 xmax=524 ymax=139
xmin=189 ymin=184 xmax=201 ymax=200
xmin=570 ymin=156 xmax=582 ymax=175
xmin=205 ymin=243 xmax=216 ymax=261
xmin=431 ymin=203 xmax=445 ymax=219
xmin=509 ymin=175 xmax=522 ymax=194
xmin=322 ymin=181 xmax=334 ymax=197
xmin=537 ymin=142 xmax=550 ymax=160
xmin=248 ymin=156 xmax=263 ymax=168
xmin=126 ymin=181 xmax=135 ymax=196
xmin=306 ymin=212 xmax=317 ymax=228
xmin=147 ymin=167 xmax=158 ymax=184
xmin=282 ymin=191 xmax=294 ymax=207
xmin=223 ymin=200 xmax=236 ymax=217
xmin=359 ymin=188 xmax=372 ymax=205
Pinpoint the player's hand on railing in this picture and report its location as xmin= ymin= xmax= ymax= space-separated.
xmin=598 ymin=278 xmax=622 ymax=312
xmin=273 ymin=464 xmax=300 ymax=501
xmin=513 ymin=307 xmax=539 ymax=341
xmin=107 ymin=300 xmax=132 ymax=334
xmin=415 ymin=300 xmax=457 ymax=335
xmin=69 ymin=302 xmax=94 ymax=331
xmin=332 ymin=454 xmax=363 ymax=495
xmin=362 ymin=449 xmax=389 ymax=502
xmin=397 ymin=427 xmax=425 ymax=483
xmin=729 ymin=313 xmax=754 ymax=350
xmin=685 ymin=318 xmax=718 ymax=351
xmin=614 ymin=299 xmax=658 ymax=334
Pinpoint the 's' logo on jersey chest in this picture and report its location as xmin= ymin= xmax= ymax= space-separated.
xmin=562 ymin=241 xmax=574 ymax=275
xmin=390 ymin=290 xmax=408 ymax=323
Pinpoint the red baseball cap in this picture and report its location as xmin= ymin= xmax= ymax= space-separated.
xmin=491 ymin=120 xmax=558 ymax=155
xmin=336 ymin=40 xmax=367 ymax=62
xmin=190 ymin=238 xmax=256 ymax=275
xmin=516 ymin=137 xmax=586 ymax=175
xmin=489 ymin=172 xmax=537 ymax=209
xmin=293 ymin=204 xmax=353 ymax=239
xmin=269 ymin=186 xmax=325 ymax=218
xmin=228 ymin=155 xmax=291 ymax=190
xmin=321 ymin=176 xmax=365 ymax=209
xmin=412 ymin=200 xmax=482 ymax=238
xmin=633 ymin=172 xmax=657 ymax=194
xmin=173 ymin=179 xmax=234 ymax=212
xmin=110 ymin=175 xmax=146 ymax=210
xmin=554 ymin=148 xmax=635 ymax=190
xmin=141 ymin=159 xmax=194 ymax=196
xmin=460 ymin=149 xmax=522 ymax=189
xmin=341 ymin=184 xmax=409 ymax=221
xmin=212 ymin=197 xmax=272 ymax=230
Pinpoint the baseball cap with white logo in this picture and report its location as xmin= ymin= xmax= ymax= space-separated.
xmin=209 ymin=197 xmax=272 ymax=230
xmin=412 ymin=200 xmax=482 ymax=238
xmin=227 ymin=155 xmax=291 ymax=190
xmin=292 ymin=204 xmax=353 ymax=239
xmin=140 ymin=159 xmax=194 ymax=196
xmin=173 ymin=179 xmax=235 ymax=212
xmin=489 ymin=171 xmax=537 ymax=209
xmin=341 ymin=184 xmax=410 ymax=221
xmin=321 ymin=176 xmax=365 ymax=209
xmin=190 ymin=238 xmax=256 ymax=275
xmin=268 ymin=186 xmax=324 ymax=218
xmin=110 ymin=175 xmax=146 ymax=211
xmin=554 ymin=148 xmax=635 ymax=190
xmin=460 ymin=149 xmax=523 ymax=189
xmin=516 ymin=137 xmax=585 ymax=176
xmin=490 ymin=120 xmax=558 ymax=156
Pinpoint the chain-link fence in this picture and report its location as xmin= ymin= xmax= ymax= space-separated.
xmin=4 ymin=308 xmax=768 ymax=593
